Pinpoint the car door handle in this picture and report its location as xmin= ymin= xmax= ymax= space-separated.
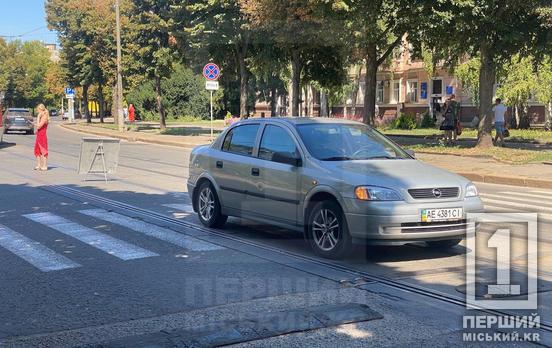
xmin=251 ymin=168 xmax=260 ymax=176
xmin=216 ymin=161 xmax=223 ymax=169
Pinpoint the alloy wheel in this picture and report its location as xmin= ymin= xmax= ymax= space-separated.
xmin=199 ymin=187 xmax=215 ymax=221
xmin=312 ymin=208 xmax=340 ymax=251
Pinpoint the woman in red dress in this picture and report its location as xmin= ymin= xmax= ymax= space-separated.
xmin=34 ymin=104 xmax=49 ymax=171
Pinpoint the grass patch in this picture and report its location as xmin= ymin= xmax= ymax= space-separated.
xmin=161 ymin=127 xmax=222 ymax=137
xmin=408 ymin=144 xmax=552 ymax=164
xmin=86 ymin=123 xmax=138 ymax=131
xmin=166 ymin=119 xmax=225 ymax=128
xmin=381 ymin=127 xmax=552 ymax=143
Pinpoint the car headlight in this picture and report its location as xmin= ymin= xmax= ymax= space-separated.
xmin=465 ymin=183 xmax=479 ymax=198
xmin=355 ymin=186 xmax=403 ymax=201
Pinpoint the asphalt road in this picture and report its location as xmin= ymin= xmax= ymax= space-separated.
xmin=0 ymin=121 xmax=550 ymax=347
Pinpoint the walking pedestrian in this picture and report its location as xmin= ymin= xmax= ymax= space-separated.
xmin=493 ymin=98 xmax=507 ymax=147
xmin=128 ymin=103 xmax=135 ymax=123
xmin=440 ymin=94 xmax=460 ymax=145
xmin=34 ymin=104 xmax=49 ymax=171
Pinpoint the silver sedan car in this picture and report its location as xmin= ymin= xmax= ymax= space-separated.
xmin=188 ymin=117 xmax=484 ymax=259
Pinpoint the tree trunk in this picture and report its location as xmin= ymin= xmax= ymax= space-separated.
xmin=304 ymin=86 xmax=309 ymax=116
xmin=362 ymin=43 xmax=378 ymax=125
xmin=270 ymin=85 xmax=277 ymax=117
xmin=320 ymin=91 xmax=328 ymax=117
xmin=477 ymin=42 xmax=496 ymax=148
xmin=511 ymin=104 xmax=521 ymax=129
xmin=83 ymin=84 xmax=91 ymax=123
xmin=155 ymin=75 xmax=166 ymax=131
xmin=310 ymin=85 xmax=316 ymax=116
xmin=112 ymin=81 xmax=118 ymax=125
xmin=351 ymin=65 xmax=363 ymax=118
xmin=291 ymin=51 xmax=302 ymax=117
xmin=238 ymin=52 xmax=248 ymax=118
xmin=98 ymin=82 xmax=105 ymax=123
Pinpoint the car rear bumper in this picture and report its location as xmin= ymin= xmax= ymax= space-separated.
xmin=6 ymin=124 xmax=33 ymax=131
xmin=343 ymin=197 xmax=484 ymax=245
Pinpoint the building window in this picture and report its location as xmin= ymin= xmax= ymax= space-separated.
xmin=407 ymin=80 xmax=418 ymax=103
xmin=391 ymin=81 xmax=401 ymax=103
xmin=376 ymin=81 xmax=384 ymax=103
xmin=432 ymin=78 xmax=443 ymax=96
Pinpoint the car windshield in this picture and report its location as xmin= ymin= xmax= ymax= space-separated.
xmin=296 ymin=123 xmax=410 ymax=161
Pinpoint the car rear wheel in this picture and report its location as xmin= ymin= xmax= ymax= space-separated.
xmin=307 ymin=200 xmax=352 ymax=259
xmin=196 ymin=181 xmax=227 ymax=228
xmin=426 ymin=238 xmax=462 ymax=249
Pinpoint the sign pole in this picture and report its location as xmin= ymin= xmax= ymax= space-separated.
xmin=210 ymin=90 xmax=214 ymax=140
xmin=203 ymin=62 xmax=220 ymax=142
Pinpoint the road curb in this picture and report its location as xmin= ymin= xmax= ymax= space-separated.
xmin=61 ymin=123 xmax=552 ymax=190
xmin=458 ymin=172 xmax=552 ymax=189
xmin=60 ymin=123 xmax=203 ymax=149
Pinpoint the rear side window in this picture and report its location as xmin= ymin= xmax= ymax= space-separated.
xmin=259 ymin=125 xmax=298 ymax=161
xmin=222 ymin=124 xmax=260 ymax=156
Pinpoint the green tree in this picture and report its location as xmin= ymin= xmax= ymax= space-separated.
xmin=421 ymin=0 xmax=551 ymax=146
xmin=497 ymin=55 xmax=537 ymax=128
xmin=1 ymin=41 xmax=52 ymax=108
xmin=454 ymin=57 xmax=481 ymax=107
xmin=242 ymin=0 xmax=349 ymax=116
xmin=129 ymin=0 xmax=178 ymax=130
xmin=344 ymin=0 xmax=431 ymax=124
xmin=175 ymin=0 xmax=254 ymax=117
xmin=536 ymin=56 xmax=552 ymax=124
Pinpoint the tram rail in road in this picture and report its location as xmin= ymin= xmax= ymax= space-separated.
xmin=43 ymin=184 xmax=552 ymax=334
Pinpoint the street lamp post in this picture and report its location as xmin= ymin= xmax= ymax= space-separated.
xmin=115 ymin=0 xmax=124 ymax=132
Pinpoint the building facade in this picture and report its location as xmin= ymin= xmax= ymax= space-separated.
xmin=335 ymin=40 xmax=545 ymax=125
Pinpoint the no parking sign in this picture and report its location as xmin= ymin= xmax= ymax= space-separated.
xmin=203 ymin=63 xmax=220 ymax=81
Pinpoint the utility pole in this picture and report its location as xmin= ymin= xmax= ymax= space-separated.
xmin=115 ymin=0 xmax=124 ymax=132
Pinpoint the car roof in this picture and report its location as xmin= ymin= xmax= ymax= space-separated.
xmin=7 ymin=108 xmax=30 ymax=112
xmin=237 ymin=117 xmax=365 ymax=127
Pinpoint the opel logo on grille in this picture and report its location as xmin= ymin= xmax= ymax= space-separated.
xmin=432 ymin=188 xmax=442 ymax=198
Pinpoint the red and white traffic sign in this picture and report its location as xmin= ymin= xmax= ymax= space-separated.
xmin=203 ymin=63 xmax=221 ymax=81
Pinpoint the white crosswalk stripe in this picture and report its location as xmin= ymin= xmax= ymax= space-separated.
xmin=500 ymin=191 xmax=551 ymax=202
xmin=480 ymin=190 xmax=552 ymax=223
xmin=0 ymin=224 xmax=81 ymax=272
xmin=24 ymin=212 xmax=158 ymax=261
xmin=79 ymin=209 xmax=223 ymax=251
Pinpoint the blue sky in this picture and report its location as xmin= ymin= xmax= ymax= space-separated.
xmin=0 ymin=1 xmax=57 ymax=43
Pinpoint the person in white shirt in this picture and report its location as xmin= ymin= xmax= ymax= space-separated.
xmin=492 ymin=98 xmax=507 ymax=146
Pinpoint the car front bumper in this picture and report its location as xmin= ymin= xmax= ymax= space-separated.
xmin=343 ymin=197 xmax=484 ymax=245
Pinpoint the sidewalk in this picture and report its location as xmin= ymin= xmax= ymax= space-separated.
xmin=61 ymin=122 xmax=214 ymax=149
xmin=60 ymin=122 xmax=552 ymax=189
xmin=416 ymin=153 xmax=552 ymax=189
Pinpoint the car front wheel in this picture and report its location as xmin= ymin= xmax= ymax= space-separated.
xmin=195 ymin=181 xmax=227 ymax=228
xmin=307 ymin=200 xmax=352 ymax=259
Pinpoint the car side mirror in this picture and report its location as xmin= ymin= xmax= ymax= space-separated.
xmin=405 ymin=149 xmax=415 ymax=158
xmin=273 ymin=152 xmax=302 ymax=166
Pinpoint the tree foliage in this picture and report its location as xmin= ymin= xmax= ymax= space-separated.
xmin=0 ymin=40 xmax=54 ymax=108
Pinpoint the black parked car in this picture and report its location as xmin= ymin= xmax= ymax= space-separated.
xmin=3 ymin=108 xmax=34 ymax=134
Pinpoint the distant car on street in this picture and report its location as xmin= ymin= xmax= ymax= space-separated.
xmin=3 ymin=108 xmax=34 ymax=134
xmin=188 ymin=117 xmax=484 ymax=259
xmin=62 ymin=109 xmax=82 ymax=120
xmin=50 ymin=109 xmax=59 ymax=117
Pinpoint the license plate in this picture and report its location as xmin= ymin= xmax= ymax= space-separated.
xmin=421 ymin=208 xmax=463 ymax=222
xmin=15 ymin=117 xmax=25 ymax=122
